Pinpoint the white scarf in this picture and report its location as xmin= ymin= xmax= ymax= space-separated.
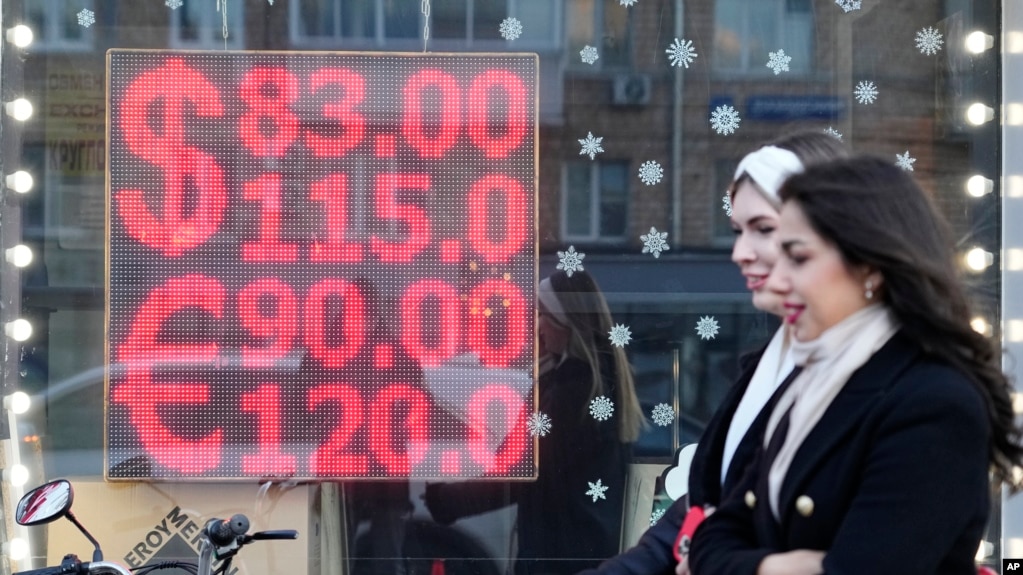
xmin=765 ymin=304 xmax=899 ymax=519
xmin=720 ymin=327 xmax=795 ymax=485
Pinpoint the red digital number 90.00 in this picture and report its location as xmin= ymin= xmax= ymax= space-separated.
xmin=112 ymin=274 xmax=531 ymax=476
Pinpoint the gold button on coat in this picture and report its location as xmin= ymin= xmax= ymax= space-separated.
xmin=744 ymin=490 xmax=757 ymax=508
xmin=796 ymin=495 xmax=814 ymax=517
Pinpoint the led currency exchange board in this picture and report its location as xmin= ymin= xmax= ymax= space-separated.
xmin=106 ymin=51 xmax=537 ymax=480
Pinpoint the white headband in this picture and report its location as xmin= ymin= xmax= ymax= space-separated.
xmin=732 ymin=145 xmax=805 ymax=207
xmin=537 ymin=277 xmax=570 ymax=327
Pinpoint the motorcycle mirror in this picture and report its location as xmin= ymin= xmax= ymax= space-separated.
xmin=16 ymin=479 xmax=73 ymax=526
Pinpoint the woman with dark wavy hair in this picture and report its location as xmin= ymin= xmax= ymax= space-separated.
xmin=690 ymin=155 xmax=1023 ymax=575
xmin=427 ymin=268 xmax=645 ymax=575
xmin=582 ymin=130 xmax=847 ymax=575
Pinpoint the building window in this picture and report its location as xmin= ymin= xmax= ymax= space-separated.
xmin=713 ymin=0 xmax=812 ymax=76
xmin=291 ymin=0 xmax=559 ymax=49
xmin=562 ymin=161 xmax=629 ymax=241
xmin=291 ymin=0 xmax=418 ymax=46
xmin=170 ymin=0 xmax=245 ymax=49
xmin=24 ymin=0 xmax=94 ymax=52
xmin=566 ymin=0 xmax=631 ymax=69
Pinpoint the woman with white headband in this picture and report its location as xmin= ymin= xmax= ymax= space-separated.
xmin=690 ymin=156 xmax=1023 ymax=574
xmin=579 ymin=131 xmax=847 ymax=575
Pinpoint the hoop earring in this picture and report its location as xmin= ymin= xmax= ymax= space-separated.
xmin=864 ymin=280 xmax=874 ymax=300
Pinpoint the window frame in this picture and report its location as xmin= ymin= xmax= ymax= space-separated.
xmin=560 ymin=160 xmax=630 ymax=243
xmin=288 ymin=0 xmax=561 ymax=51
xmin=565 ymin=0 xmax=633 ymax=71
xmin=711 ymin=0 xmax=813 ymax=78
xmin=169 ymin=0 xmax=246 ymax=50
xmin=25 ymin=0 xmax=95 ymax=53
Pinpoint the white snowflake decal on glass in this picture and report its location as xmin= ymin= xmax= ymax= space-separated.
xmin=666 ymin=38 xmax=698 ymax=69
xmin=895 ymin=151 xmax=916 ymax=171
xmin=650 ymin=508 xmax=666 ymax=526
xmin=608 ymin=323 xmax=632 ymax=348
xmin=590 ymin=396 xmax=616 ymax=421
xmin=722 ymin=193 xmax=733 ymax=217
xmin=166 ymin=0 xmax=183 ymax=8
xmin=580 ymin=45 xmax=600 ymax=65
xmin=499 ymin=17 xmax=523 ymax=41
xmin=710 ymin=104 xmax=741 ymax=135
xmin=641 ymin=227 xmax=670 ymax=258
xmin=586 ymin=479 xmax=610 ymax=502
xmin=77 ymin=9 xmax=96 ymax=27
xmin=824 ymin=126 xmax=843 ymax=140
xmin=695 ymin=316 xmax=720 ymax=340
xmin=620 ymin=0 xmax=638 ymax=5
xmin=527 ymin=412 xmax=552 ymax=437
xmin=835 ymin=0 xmax=862 ymax=12
xmin=916 ymin=27 xmax=944 ymax=56
xmin=578 ymin=132 xmax=605 ymax=160
xmin=651 ymin=403 xmax=675 ymax=427
xmin=638 ymin=161 xmax=664 ymax=186
xmin=557 ymin=246 xmax=586 ymax=277
xmin=766 ymin=49 xmax=792 ymax=75
xmin=854 ymin=81 xmax=879 ymax=105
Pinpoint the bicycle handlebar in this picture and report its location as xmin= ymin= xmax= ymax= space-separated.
xmin=249 ymin=530 xmax=298 ymax=541
xmin=17 ymin=513 xmax=296 ymax=575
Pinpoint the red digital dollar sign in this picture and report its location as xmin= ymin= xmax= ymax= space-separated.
xmin=116 ymin=58 xmax=227 ymax=257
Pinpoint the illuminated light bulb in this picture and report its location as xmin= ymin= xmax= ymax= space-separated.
xmin=5 ymin=25 xmax=33 ymax=48
xmin=4 ymin=98 xmax=33 ymax=121
xmin=1010 ymin=32 xmax=1023 ymax=54
xmin=964 ymin=247 xmax=994 ymax=271
xmin=3 ymin=464 xmax=29 ymax=487
xmin=1009 ymin=104 xmax=1023 ymax=126
xmin=966 ymin=175 xmax=994 ymax=197
xmin=965 ymin=31 xmax=995 ymax=54
xmin=970 ymin=317 xmax=991 ymax=336
xmin=1008 ymin=320 xmax=1023 ymax=342
xmin=1010 ymin=176 xmax=1023 ymax=198
xmin=1013 ymin=392 xmax=1023 ymax=415
xmin=1011 ymin=538 xmax=1023 ymax=558
xmin=5 ymin=245 xmax=32 ymax=268
xmin=1008 ymin=249 xmax=1023 ymax=271
xmin=2 ymin=538 xmax=29 ymax=561
xmin=4 ymin=391 xmax=30 ymax=414
xmin=4 ymin=319 xmax=32 ymax=342
xmin=5 ymin=171 xmax=33 ymax=194
xmin=966 ymin=103 xmax=995 ymax=125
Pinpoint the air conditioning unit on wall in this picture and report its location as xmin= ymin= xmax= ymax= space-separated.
xmin=611 ymin=74 xmax=651 ymax=107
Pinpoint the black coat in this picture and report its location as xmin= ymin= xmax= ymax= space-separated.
xmin=690 ymin=332 xmax=991 ymax=575
xmin=578 ymin=345 xmax=778 ymax=575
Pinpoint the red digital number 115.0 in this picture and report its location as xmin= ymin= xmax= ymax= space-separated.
xmin=239 ymin=172 xmax=528 ymax=264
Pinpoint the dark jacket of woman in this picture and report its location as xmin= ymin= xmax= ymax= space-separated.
xmin=579 ymin=345 xmax=782 ymax=575
xmin=689 ymin=332 xmax=991 ymax=575
xmin=426 ymin=356 xmax=629 ymax=575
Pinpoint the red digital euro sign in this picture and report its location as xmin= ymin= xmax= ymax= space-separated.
xmin=105 ymin=51 xmax=538 ymax=480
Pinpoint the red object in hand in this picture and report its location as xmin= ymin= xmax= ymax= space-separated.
xmin=673 ymin=505 xmax=707 ymax=562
